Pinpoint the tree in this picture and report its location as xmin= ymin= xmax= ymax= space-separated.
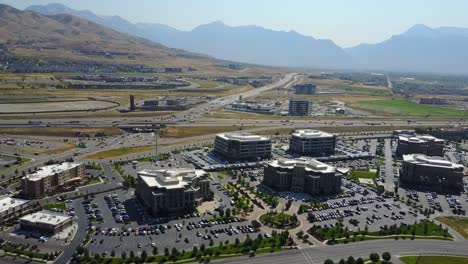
xmin=141 ymin=250 xmax=148 ymax=261
xmin=355 ymin=258 xmax=364 ymax=264
xmin=369 ymin=253 xmax=380 ymax=263
xmin=192 ymin=246 xmax=198 ymax=256
xmin=226 ymin=208 xmax=231 ymax=218
xmin=164 ymin=247 xmax=169 ymax=256
xmin=346 ymin=256 xmax=355 ymax=264
xmin=382 ymin=252 xmax=391 ymax=262
xmin=121 ymin=251 xmax=127 ymax=259
xmin=130 ymin=251 xmax=135 ymax=261
xmin=152 ymin=247 xmax=158 ymax=256
xmin=110 ymin=250 xmax=115 ymax=257
xmin=338 ymin=259 xmax=346 ymax=264
xmin=200 ymin=244 xmax=206 ymax=252
xmin=324 ymin=259 xmax=334 ymax=264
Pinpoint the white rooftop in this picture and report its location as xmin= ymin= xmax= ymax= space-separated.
xmin=403 ymin=154 xmax=464 ymax=169
xmin=138 ymin=168 xmax=206 ymax=189
xmin=269 ymin=158 xmax=336 ymax=173
xmin=292 ymin=129 xmax=334 ymax=138
xmin=399 ymin=135 xmax=444 ymax=144
xmin=23 ymin=162 xmax=82 ymax=182
xmin=0 ymin=197 xmax=28 ymax=214
xmin=20 ymin=211 xmax=72 ymax=226
xmin=217 ymin=132 xmax=269 ymax=142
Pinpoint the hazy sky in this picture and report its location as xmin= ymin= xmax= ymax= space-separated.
xmin=3 ymin=0 xmax=468 ymax=47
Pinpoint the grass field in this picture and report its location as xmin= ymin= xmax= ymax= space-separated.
xmin=83 ymin=146 xmax=156 ymax=160
xmin=0 ymin=127 xmax=122 ymax=137
xmin=436 ymin=216 xmax=468 ymax=239
xmin=356 ymin=99 xmax=468 ymax=117
xmin=348 ymin=170 xmax=377 ymax=180
xmin=161 ymin=126 xmax=250 ymax=138
xmin=43 ymin=202 xmax=66 ymax=211
xmin=400 ymin=255 xmax=468 ymax=264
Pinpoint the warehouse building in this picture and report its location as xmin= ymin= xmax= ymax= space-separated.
xmin=263 ymin=159 xmax=341 ymax=196
xmin=21 ymin=162 xmax=85 ymax=199
xmin=19 ymin=211 xmax=73 ymax=235
xmin=400 ymin=154 xmax=465 ymax=193
xmin=214 ymin=132 xmax=272 ymax=161
xmin=289 ymin=129 xmax=336 ymax=157
xmin=136 ymin=168 xmax=211 ymax=216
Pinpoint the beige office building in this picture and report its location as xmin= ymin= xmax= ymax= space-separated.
xmin=136 ymin=168 xmax=211 ymax=216
xmin=21 ymin=162 xmax=85 ymax=199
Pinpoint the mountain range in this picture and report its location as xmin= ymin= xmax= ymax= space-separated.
xmin=21 ymin=3 xmax=468 ymax=73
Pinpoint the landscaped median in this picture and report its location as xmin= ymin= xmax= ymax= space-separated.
xmin=260 ymin=211 xmax=299 ymax=230
xmin=308 ymin=220 xmax=452 ymax=245
xmin=73 ymin=231 xmax=294 ymax=263
xmin=400 ymin=255 xmax=468 ymax=264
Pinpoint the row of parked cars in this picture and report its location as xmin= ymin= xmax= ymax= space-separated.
xmin=186 ymin=218 xmax=245 ymax=230
xmin=104 ymin=193 xmax=130 ymax=223
xmin=82 ymin=199 xmax=103 ymax=222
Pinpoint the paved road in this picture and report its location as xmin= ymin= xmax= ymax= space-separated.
xmin=214 ymin=240 xmax=468 ymax=264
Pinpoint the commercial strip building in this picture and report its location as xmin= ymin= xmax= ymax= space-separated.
xmin=294 ymin=84 xmax=316 ymax=95
xmin=136 ymin=168 xmax=211 ymax=216
xmin=263 ymin=159 xmax=341 ymax=196
xmin=289 ymin=129 xmax=336 ymax=157
xmin=0 ymin=197 xmax=31 ymax=224
xmin=21 ymin=162 xmax=85 ymax=199
xmin=400 ymin=154 xmax=465 ymax=193
xmin=288 ymin=98 xmax=311 ymax=116
xmin=19 ymin=211 xmax=73 ymax=235
xmin=214 ymin=132 xmax=272 ymax=161
xmin=396 ymin=134 xmax=444 ymax=157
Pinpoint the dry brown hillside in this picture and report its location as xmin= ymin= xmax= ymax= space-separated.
xmin=0 ymin=4 xmax=220 ymax=69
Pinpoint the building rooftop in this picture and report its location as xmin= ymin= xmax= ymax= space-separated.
xmin=403 ymin=154 xmax=464 ymax=169
xmin=269 ymin=158 xmax=336 ymax=173
xmin=0 ymin=197 xmax=28 ymax=214
xmin=399 ymin=135 xmax=444 ymax=144
xmin=217 ymin=132 xmax=269 ymax=142
xmin=19 ymin=211 xmax=72 ymax=226
xmin=23 ymin=162 xmax=82 ymax=182
xmin=138 ymin=168 xmax=207 ymax=189
xmin=292 ymin=129 xmax=334 ymax=138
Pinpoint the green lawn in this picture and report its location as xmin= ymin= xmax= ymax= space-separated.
xmin=436 ymin=216 xmax=468 ymax=239
xmin=356 ymin=99 xmax=468 ymax=117
xmin=43 ymin=202 xmax=66 ymax=211
xmin=348 ymin=170 xmax=377 ymax=180
xmin=400 ymin=255 xmax=468 ymax=264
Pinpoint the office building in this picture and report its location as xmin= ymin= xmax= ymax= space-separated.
xmin=136 ymin=168 xmax=211 ymax=216
xmin=289 ymin=98 xmax=311 ymax=116
xmin=263 ymin=159 xmax=341 ymax=196
xmin=289 ymin=129 xmax=336 ymax=157
xmin=400 ymin=154 xmax=465 ymax=193
xmin=214 ymin=132 xmax=271 ymax=161
xmin=21 ymin=163 xmax=85 ymax=199
xmin=19 ymin=211 xmax=73 ymax=235
xmin=397 ymin=135 xmax=444 ymax=157
xmin=294 ymin=84 xmax=316 ymax=95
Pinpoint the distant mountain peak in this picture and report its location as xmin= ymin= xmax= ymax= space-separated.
xmin=404 ymin=24 xmax=433 ymax=35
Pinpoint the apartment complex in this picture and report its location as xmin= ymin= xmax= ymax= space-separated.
xmin=397 ymin=134 xmax=444 ymax=157
xmin=289 ymin=129 xmax=336 ymax=157
xmin=136 ymin=168 xmax=211 ymax=216
xmin=400 ymin=154 xmax=465 ymax=193
xmin=21 ymin=163 xmax=85 ymax=199
xmin=288 ymin=98 xmax=311 ymax=116
xmin=214 ymin=132 xmax=272 ymax=161
xmin=294 ymin=84 xmax=317 ymax=95
xmin=263 ymin=159 xmax=341 ymax=196
xmin=19 ymin=211 xmax=73 ymax=235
